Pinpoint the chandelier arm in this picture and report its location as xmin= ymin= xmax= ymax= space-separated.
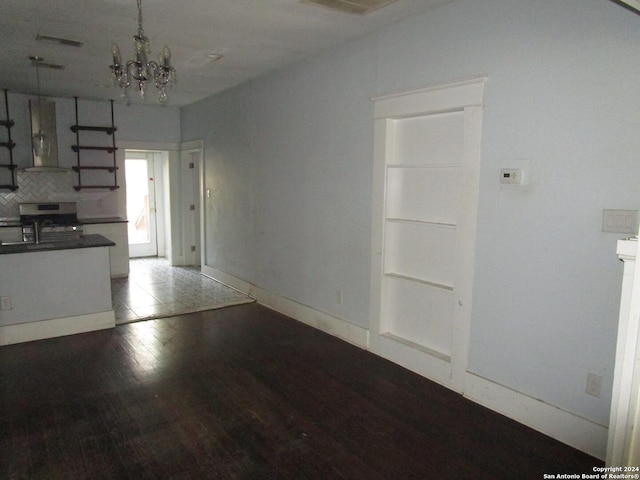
xmin=147 ymin=61 xmax=168 ymax=89
xmin=110 ymin=64 xmax=131 ymax=89
xmin=154 ymin=67 xmax=175 ymax=88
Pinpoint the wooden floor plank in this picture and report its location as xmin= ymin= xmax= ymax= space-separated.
xmin=0 ymin=303 xmax=601 ymax=479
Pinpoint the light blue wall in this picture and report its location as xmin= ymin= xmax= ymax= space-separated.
xmin=182 ymin=39 xmax=377 ymax=326
xmin=181 ymin=0 xmax=640 ymax=427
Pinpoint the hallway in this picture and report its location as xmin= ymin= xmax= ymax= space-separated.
xmin=111 ymin=257 xmax=254 ymax=324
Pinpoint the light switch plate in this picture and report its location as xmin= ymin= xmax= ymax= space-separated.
xmin=1 ymin=296 xmax=12 ymax=310
xmin=500 ymin=168 xmax=522 ymax=184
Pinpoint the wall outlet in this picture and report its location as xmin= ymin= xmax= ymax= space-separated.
xmin=586 ymin=373 xmax=602 ymax=398
xmin=0 ymin=296 xmax=12 ymax=310
xmin=337 ymin=289 xmax=343 ymax=305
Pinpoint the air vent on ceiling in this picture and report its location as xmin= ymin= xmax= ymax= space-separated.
xmin=36 ymin=34 xmax=84 ymax=48
xmin=301 ymin=0 xmax=398 ymax=15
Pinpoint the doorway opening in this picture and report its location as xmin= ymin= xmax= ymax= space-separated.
xmin=125 ymin=150 xmax=167 ymax=258
xmin=122 ymin=143 xmax=202 ymax=267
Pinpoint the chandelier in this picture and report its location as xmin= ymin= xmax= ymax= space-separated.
xmin=109 ymin=0 xmax=176 ymax=104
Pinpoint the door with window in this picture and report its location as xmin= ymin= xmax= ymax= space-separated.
xmin=126 ymin=152 xmax=158 ymax=257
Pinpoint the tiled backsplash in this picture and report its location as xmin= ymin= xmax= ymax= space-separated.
xmin=0 ymin=170 xmax=118 ymax=219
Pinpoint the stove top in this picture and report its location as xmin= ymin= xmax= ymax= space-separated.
xmin=19 ymin=202 xmax=79 ymax=226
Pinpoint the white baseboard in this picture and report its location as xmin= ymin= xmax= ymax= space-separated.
xmin=257 ymin=288 xmax=369 ymax=349
xmin=200 ymin=264 xmax=606 ymax=459
xmin=464 ymin=372 xmax=607 ymax=460
xmin=202 ymin=265 xmax=257 ymax=297
xmin=0 ymin=310 xmax=115 ymax=346
xmin=201 ymin=265 xmax=368 ymax=349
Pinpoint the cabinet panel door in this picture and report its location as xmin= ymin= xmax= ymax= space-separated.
xmin=84 ymin=223 xmax=129 ymax=277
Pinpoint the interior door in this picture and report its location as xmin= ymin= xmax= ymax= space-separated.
xmin=179 ymin=147 xmax=202 ymax=266
xmin=370 ymin=79 xmax=485 ymax=392
xmin=126 ymin=153 xmax=158 ymax=258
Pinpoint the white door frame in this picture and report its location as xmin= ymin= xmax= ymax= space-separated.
xmin=126 ymin=150 xmax=164 ymax=258
xmin=179 ymin=140 xmax=203 ymax=266
xmin=119 ymin=141 xmax=180 ymax=262
xmin=369 ymin=77 xmax=485 ymax=392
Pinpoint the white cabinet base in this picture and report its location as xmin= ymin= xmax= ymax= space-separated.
xmin=0 ymin=311 xmax=115 ymax=346
xmin=83 ymin=223 xmax=130 ymax=277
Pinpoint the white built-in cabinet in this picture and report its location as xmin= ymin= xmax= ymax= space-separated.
xmin=370 ymin=78 xmax=485 ymax=391
xmin=0 ymin=223 xmax=128 ymax=278
xmin=382 ymin=111 xmax=463 ymax=359
xmin=82 ymin=222 xmax=129 ymax=277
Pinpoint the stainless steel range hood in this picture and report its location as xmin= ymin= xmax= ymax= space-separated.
xmin=23 ymin=98 xmax=69 ymax=172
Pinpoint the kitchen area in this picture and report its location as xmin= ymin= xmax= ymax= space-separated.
xmin=0 ymin=200 xmax=125 ymax=346
xmin=0 ymin=89 xmax=183 ymax=346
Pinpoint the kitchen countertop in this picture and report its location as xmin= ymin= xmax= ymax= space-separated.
xmin=0 ymin=234 xmax=115 ymax=255
xmin=79 ymin=217 xmax=127 ymax=224
xmin=0 ymin=217 xmax=127 ymax=227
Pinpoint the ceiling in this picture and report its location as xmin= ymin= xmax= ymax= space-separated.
xmin=0 ymin=0 xmax=454 ymax=107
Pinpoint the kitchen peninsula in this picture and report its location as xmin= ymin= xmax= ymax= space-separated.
xmin=0 ymin=234 xmax=116 ymax=346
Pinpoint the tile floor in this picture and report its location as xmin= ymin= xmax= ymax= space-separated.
xmin=111 ymin=257 xmax=255 ymax=324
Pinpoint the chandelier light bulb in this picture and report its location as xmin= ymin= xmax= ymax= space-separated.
xmin=111 ymin=43 xmax=121 ymax=65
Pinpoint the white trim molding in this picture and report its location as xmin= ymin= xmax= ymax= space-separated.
xmin=372 ymin=76 xmax=487 ymax=119
xmin=465 ymin=372 xmax=607 ymax=460
xmin=0 ymin=310 xmax=115 ymax=346
xmin=201 ymin=264 xmax=369 ymax=349
xmin=258 ymin=289 xmax=370 ymax=349
xmin=607 ymin=237 xmax=640 ymax=466
xmin=202 ymin=264 xmax=606 ymax=459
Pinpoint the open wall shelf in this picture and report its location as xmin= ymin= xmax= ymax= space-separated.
xmin=0 ymin=90 xmax=18 ymax=191
xmin=71 ymin=97 xmax=119 ymax=191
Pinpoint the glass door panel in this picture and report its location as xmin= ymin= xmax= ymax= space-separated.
xmin=126 ymin=155 xmax=157 ymax=257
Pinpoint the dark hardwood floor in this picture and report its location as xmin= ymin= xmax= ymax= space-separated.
xmin=0 ymin=303 xmax=601 ymax=479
